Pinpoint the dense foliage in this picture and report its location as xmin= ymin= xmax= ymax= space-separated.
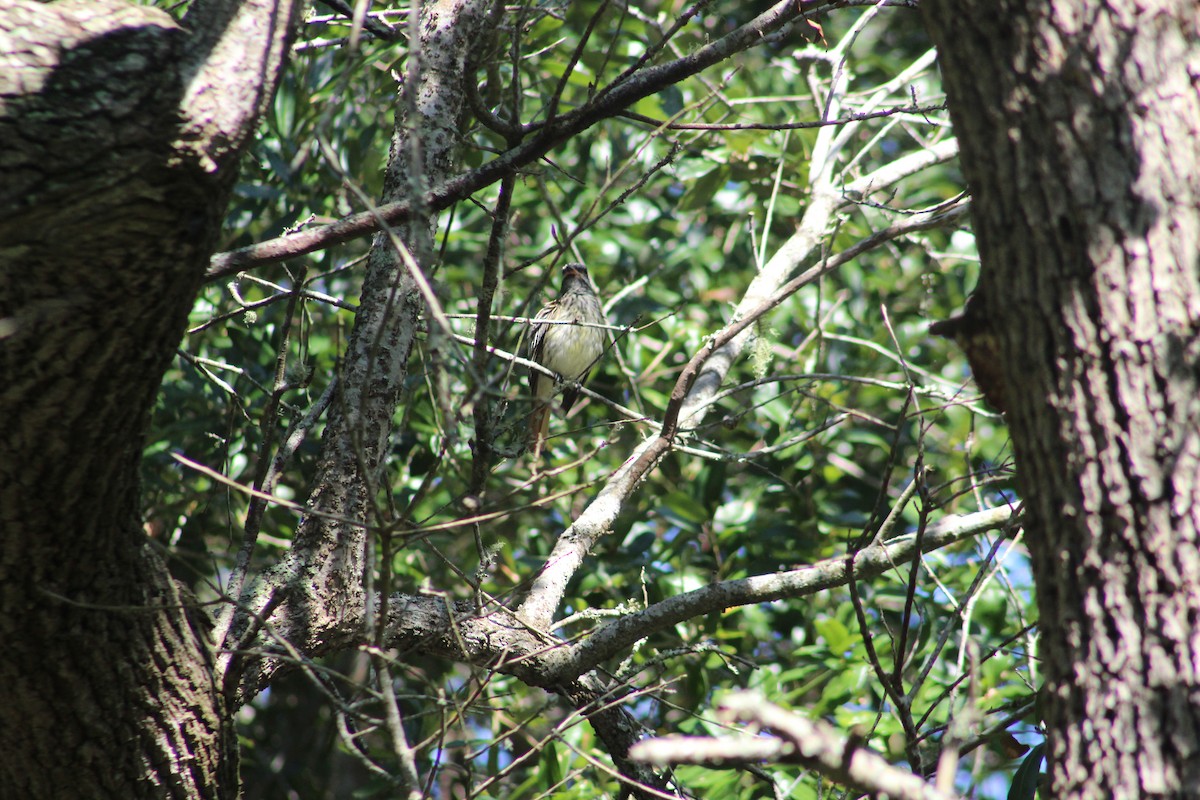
xmin=143 ymin=1 xmax=1036 ymax=797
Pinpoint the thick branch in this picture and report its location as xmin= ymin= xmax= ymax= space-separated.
xmin=369 ymin=508 xmax=1012 ymax=685
xmin=536 ymin=505 xmax=1014 ymax=683
xmin=178 ymin=0 xmax=304 ymax=172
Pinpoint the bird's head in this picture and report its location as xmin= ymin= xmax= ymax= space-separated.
xmin=562 ymin=262 xmax=589 ymax=280
xmin=560 ymin=262 xmax=591 ymax=289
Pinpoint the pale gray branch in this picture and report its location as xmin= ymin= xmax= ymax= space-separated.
xmin=845 ymin=137 xmax=960 ymax=198
xmin=514 ymin=22 xmax=967 ymax=630
xmin=515 ymin=38 xmax=853 ymax=629
xmin=535 ymin=506 xmax=1017 ymax=682
xmin=630 ymin=690 xmax=964 ymax=800
xmin=517 ymin=196 xmax=971 ymax=630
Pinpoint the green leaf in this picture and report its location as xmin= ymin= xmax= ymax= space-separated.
xmin=1009 ymin=742 xmax=1046 ymax=800
xmin=814 ymin=617 xmax=853 ymax=655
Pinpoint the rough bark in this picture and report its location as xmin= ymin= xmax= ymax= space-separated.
xmin=0 ymin=0 xmax=300 ymax=795
xmin=226 ymin=0 xmax=493 ymax=697
xmin=216 ymin=3 xmax=678 ymax=794
xmin=923 ymin=2 xmax=1200 ymax=796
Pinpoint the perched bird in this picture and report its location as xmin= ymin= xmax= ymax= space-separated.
xmin=929 ymin=290 xmax=1007 ymax=413
xmin=527 ymin=263 xmax=606 ymax=458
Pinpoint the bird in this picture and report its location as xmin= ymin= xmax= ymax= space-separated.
xmin=929 ymin=290 xmax=1008 ymax=413
xmin=527 ymin=262 xmax=606 ymax=459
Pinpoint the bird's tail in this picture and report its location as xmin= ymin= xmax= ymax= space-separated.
xmin=528 ymin=401 xmax=552 ymax=460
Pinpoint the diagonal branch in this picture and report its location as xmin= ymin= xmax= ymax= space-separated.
xmin=534 ymin=505 xmax=1015 ymax=683
xmin=514 ymin=20 xmax=958 ymax=628
xmin=372 ymin=506 xmax=1010 ymax=795
xmin=205 ymin=0 xmax=808 ymax=279
xmin=517 ymin=199 xmax=969 ymax=629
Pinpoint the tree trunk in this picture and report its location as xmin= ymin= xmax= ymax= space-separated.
xmin=0 ymin=0 xmax=299 ymax=795
xmin=225 ymin=0 xmax=495 ymax=698
xmin=923 ymin=1 xmax=1200 ymax=796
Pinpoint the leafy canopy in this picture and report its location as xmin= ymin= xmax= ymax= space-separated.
xmin=144 ymin=1 xmax=1035 ymax=797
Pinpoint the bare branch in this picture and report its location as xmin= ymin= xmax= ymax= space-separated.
xmin=517 ymin=198 xmax=970 ymax=629
xmin=619 ymin=101 xmax=946 ymax=132
xmin=844 ymin=137 xmax=960 ymax=199
xmin=631 ymin=691 xmax=964 ymax=800
xmin=206 ymin=0 xmax=807 ymax=279
xmin=534 ymin=505 xmax=1017 ymax=683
